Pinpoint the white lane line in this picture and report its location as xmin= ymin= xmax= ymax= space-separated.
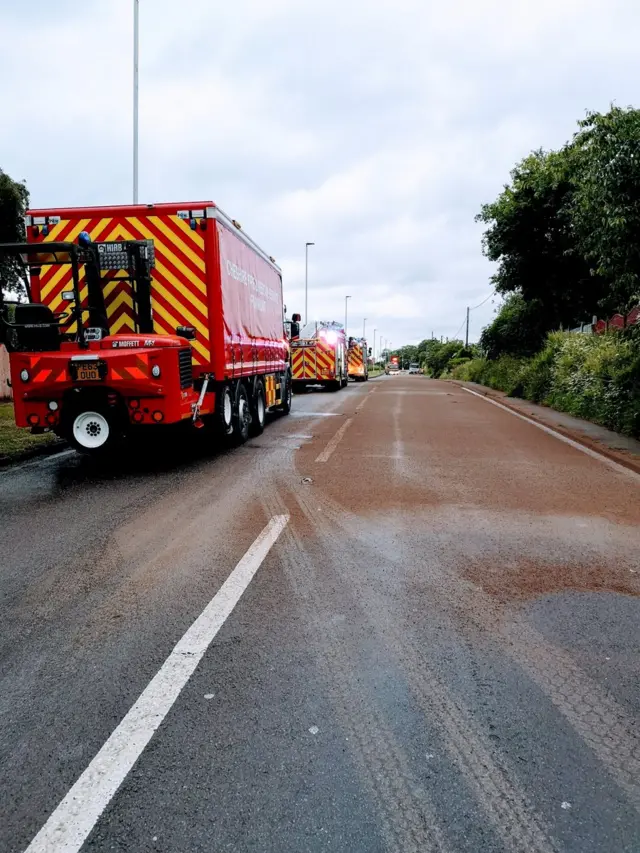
xmin=463 ymin=387 xmax=640 ymax=483
xmin=315 ymin=418 xmax=353 ymax=463
xmin=24 ymin=514 xmax=290 ymax=853
xmin=354 ymin=388 xmax=377 ymax=413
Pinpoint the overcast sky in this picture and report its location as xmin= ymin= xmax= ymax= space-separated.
xmin=2 ymin=0 xmax=639 ymax=347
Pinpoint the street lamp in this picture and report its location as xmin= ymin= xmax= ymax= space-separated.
xmin=344 ymin=295 xmax=351 ymax=335
xmin=133 ymin=0 xmax=139 ymax=203
xmin=363 ymin=317 xmax=367 ymax=339
xmin=373 ymin=328 xmax=377 ymax=363
xmin=304 ymin=242 xmax=314 ymax=325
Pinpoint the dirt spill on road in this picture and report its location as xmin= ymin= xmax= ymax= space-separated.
xmin=463 ymin=555 xmax=639 ymax=602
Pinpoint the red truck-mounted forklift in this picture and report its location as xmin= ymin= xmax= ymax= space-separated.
xmin=0 ymin=202 xmax=294 ymax=454
xmin=290 ymin=320 xmax=348 ymax=393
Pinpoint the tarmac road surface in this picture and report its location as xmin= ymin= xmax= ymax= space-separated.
xmin=1 ymin=375 xmax=639 ymax=853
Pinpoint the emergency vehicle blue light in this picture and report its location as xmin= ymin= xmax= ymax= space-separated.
xmin=42 ymin=225 xmax=49 ymax=237
xmin=78 ymin=231 xmax=91 ymax=246
xmin=189 ymin=218 xmax=197 ymax=231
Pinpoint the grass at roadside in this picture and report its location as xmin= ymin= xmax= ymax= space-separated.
xmin=0 ymin=402 xmax=58 ymax=463
xmin=369 ymin=368 xmax=384 ymax=377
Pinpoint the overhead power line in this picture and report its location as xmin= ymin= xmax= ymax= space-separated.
xmin=469 ymin=292 xmax=493 ymax=311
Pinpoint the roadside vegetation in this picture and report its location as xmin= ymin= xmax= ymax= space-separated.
xmin=0 ymin=402 xmax=58 ymax=463
xmin=431 ymin=105 xmax=640 ymax=438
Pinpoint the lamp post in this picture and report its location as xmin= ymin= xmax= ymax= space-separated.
xmin=345 ymin=295 xmax=351 ymax=335
xmin=363 ymin=317 xmax=367 ymax=339
xmin=373 ymin=328 xmax=377 ymax=365
xmin=133 ymin=0 xmax=139 ymax=203
xmin=304 ymin=242 xmax=314 ymax=325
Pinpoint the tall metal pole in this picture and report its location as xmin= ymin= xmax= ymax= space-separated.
xmin=465 ymin=306 xmax=470 ymax=347
xmin=363 ymin=317 xmax=367 ymax=339
xmin=344 ymin=295 xmax=351 ymax=335
xmin=133 ymin=0 xmax=139 ymax=204
xmin=373 ymin=328 xmax=377 ymax=363
xmin=304 ymin=242 xmax=314 ymax=325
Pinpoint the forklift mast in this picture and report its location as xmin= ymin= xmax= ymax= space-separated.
xmin=0 ymin=237 xmax=155 ymax=351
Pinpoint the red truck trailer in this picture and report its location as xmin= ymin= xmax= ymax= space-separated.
xmin=0 ymin=201 xmax=293 ymax=454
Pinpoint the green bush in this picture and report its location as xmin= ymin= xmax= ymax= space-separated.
xmin=450 ymin=329 xmax=640 ymax=437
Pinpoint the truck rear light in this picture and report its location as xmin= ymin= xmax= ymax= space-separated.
xmin=129 ymin=398 xmax=140 ymax=409
xmin=151 ymin=364 xmax=161 ymax=378
xmin=48 ymin=401 xmax=59 ymax=411
xmin=152 ymin=411 xmax=164 ymax=422
xmin=27 ymin=414 xmax=40 ymax=426
xmin=46 ymin=413 xmax=58 ymax=426
xmin=20 ymin=369 xmax=30 ymax=383
xmin=132 ymin=411 xmax=144 ymax=423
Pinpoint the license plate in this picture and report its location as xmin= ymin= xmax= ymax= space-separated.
xmin=71 ymin=361 xmax=104 ymax=381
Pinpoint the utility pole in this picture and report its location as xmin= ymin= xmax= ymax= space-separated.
xmin=465 ymin=306 xmax=470 ymax=348
xmin=373 ymin=328 xmax=377 ymax=364
xmin=363 ymin=317 xmax=367 ymax=339
xmin=133 ymin=0 xmax=139 ymax=203
xmin=304 ymin=242 xmax=314 ymax=325
xmin=345 ymin=295 xmax=351 ymax=335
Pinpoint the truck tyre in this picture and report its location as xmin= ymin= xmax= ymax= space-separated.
xmin=277 ymin=372 xmax=292 ymax=414
xmin=67 ymin=407 xmax=120 ymax=456
xmin=215 ymin=384 xmax=234 ymax=438
xmin=250 ymin=380 xmax=266 ymax=436
xmin=233 ymin=382 xmax=251 ymax=444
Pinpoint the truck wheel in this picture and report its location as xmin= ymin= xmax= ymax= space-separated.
xmin=215 ymin=384 xmax=234 ymax=437
xmin=233 ymin=383 xmax=251 ymax=444
xmin=69 ymin=409 xmax=118 ymax=455
xmin=277 ymin=373 xmax=292 ymax=414
xmin=250 ymin=380 xmax=266 ymax=436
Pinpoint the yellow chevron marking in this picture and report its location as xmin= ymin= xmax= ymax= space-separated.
xmin=151 ymin=300 xmax=209 ymax=361
xmin=111 ymin=314 xmax=135 ymax=334
xmin=140 ymin=218 xmax=207 ymax=295
xmin=45 ymin=219 xmax=70 ymax=241
xmin=88 ymin=218 xmax=113 ymax=242
xmin=170 ymin=214 xmax=207 ymax=249
xmin=109 ymin=223 xmax=137 ymax=242
xmin=58 ymin=218 xmax=92 ymax=246
xmin=146 ymin=216 xmax=206 ymax=274
xmin=106 ymin=290 xmax=133 ymax=317
xmin=152 ymin=281 xmax=207 ymax=339
xmin=153 ymin=259 xmax=208 ymax=317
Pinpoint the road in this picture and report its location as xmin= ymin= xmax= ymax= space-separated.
xmin=1 ymin=375 xmax=639 ymax=853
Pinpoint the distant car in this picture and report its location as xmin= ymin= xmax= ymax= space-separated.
xmin=408 ymin=363 xmax=420 ymax=374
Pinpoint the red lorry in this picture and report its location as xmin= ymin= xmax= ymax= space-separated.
xmin=0 ymin=201 xmax=294 ymax=454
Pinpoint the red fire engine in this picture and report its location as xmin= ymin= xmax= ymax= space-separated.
xmin=291 ymin=321 xmax=348 ymax=393
xmin=0 ymin=202 xmax=293 ymax=454
xmin=347 ymin=337 xmax=370 ymax=382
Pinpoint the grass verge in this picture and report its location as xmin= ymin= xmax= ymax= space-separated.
xmin=0 ymin=402 xmax=59 ymax=465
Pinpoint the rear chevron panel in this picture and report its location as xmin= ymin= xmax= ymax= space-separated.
xmin=292 ymin=341 xmax=336 ymax=380
xmin=36 ymin=214 xmax=210 ymax=364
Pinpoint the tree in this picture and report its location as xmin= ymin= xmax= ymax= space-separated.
xmin=572 ymin=106 xmax=640 ymax=313
xmin=479 ymin=293 xmax=549 ymax=359
xmin=476 ymin=147 xmax=604 ymax=330
xmin=0 ymin=168 xmax=30 ymax=296
xmin=423 ymin=339 xmax=464 ymax=377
